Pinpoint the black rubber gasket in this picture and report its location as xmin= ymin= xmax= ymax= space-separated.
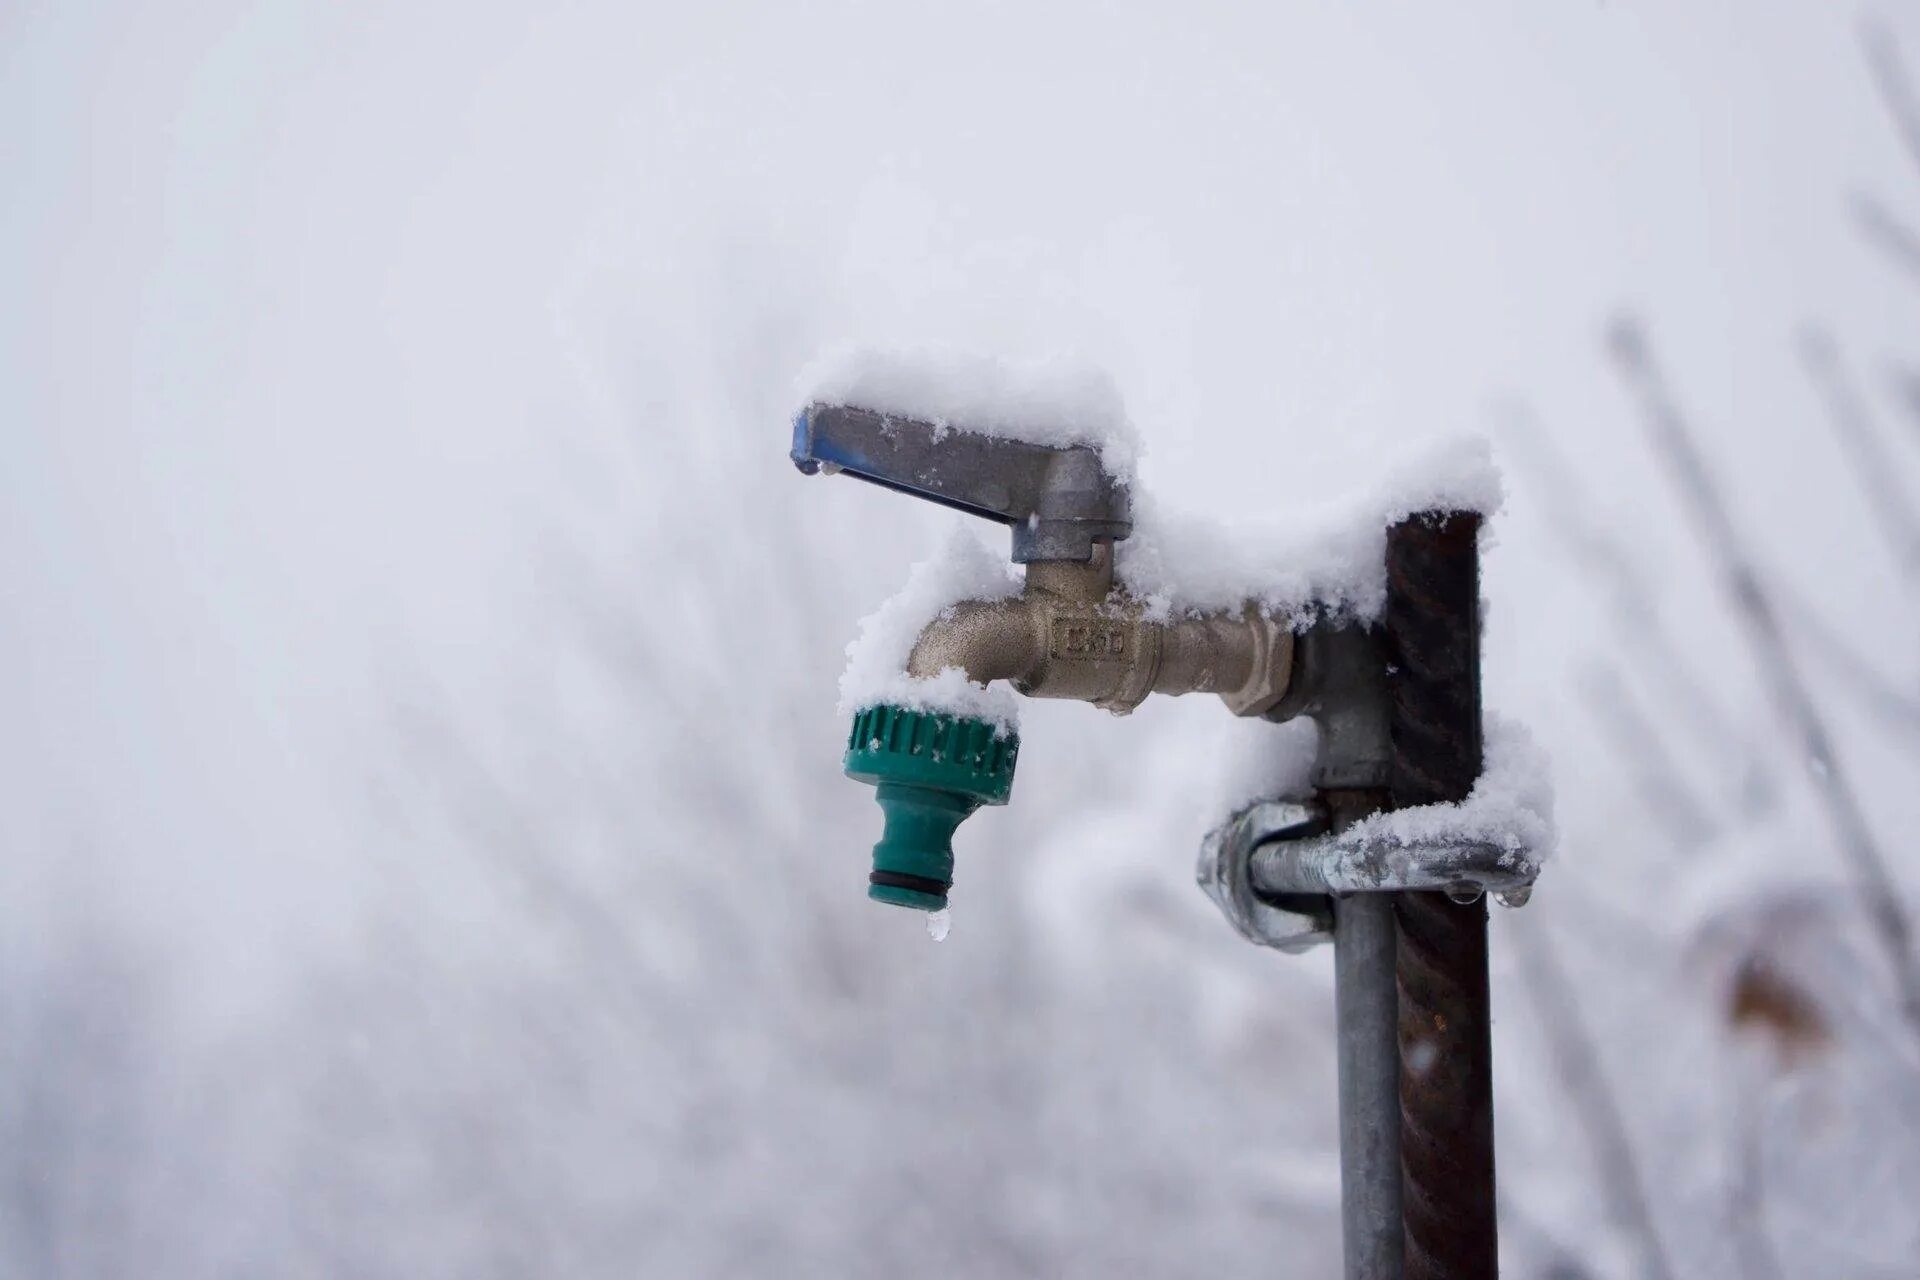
xmin=868 ymin=870 xmax=950 ymax=897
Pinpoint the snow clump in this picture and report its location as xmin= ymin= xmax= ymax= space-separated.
xmin=1328 ymin=715 xmax=1556 ymax=867
xmin=836 ymin=528 xmax=1023 ymax=731
xmin=798 ymin=346 xmax=1141 ymax=482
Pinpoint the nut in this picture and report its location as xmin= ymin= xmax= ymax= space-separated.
xmin=1220 ymin=612 xmax=1295 ymax=717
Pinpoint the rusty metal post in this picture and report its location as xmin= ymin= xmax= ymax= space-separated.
xmin=1384 ymin=511 xmax=1497 ymax=1278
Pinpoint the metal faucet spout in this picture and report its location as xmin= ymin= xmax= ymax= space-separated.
xmin=905 ymin=541 xmax=1294 ymax=718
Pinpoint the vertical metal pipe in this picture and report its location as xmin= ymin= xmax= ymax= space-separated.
xmin=1384 ymin=511 xmax=1497 ymax=1278
xmin=1395 ymin=891 xmax=1495 ymax=1276
xmin=1335 ymin=891 xmax=1404 ymax=1279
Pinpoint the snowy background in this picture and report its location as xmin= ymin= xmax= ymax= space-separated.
xmin=6 ymin=2 xmax=1920 ymax=1276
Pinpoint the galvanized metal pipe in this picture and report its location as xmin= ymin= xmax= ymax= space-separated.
xmin=1295 ymin=635 xmax=1404 ymax=1280
xmin=1249 ymin=833 xmax=1533 ymax=899
xmin=1335 ymin=891 xmax=1404 ymax=1279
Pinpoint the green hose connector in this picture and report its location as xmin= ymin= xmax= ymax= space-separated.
xmin=843 ymin=704 xmax=1019 ymax=911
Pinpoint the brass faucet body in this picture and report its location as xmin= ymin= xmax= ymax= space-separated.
xmin=907 ymin=544 xmax=1294 ymax=717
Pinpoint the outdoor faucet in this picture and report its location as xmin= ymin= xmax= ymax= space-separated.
xmin=791 ymin=402 xmax=1294 ymax=911
xmin=792 ymin=394 xmax=1534 ymax=1274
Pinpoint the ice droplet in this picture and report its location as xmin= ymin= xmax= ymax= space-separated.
xmin=926 ymin=908 xmax=952 ymax=942
xmin=1445 ymin=880 xmax=1484 ymax=905
xmin=1496 ymin=884 xmax=1533 ymax=909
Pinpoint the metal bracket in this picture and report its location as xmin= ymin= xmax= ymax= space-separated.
xmin=1263 ymin=622 xmax=1390 ymax=792
xmin=1196 ymin=800 xmax=1334 ymax=952
xmin=1198 ymin=797 xmax=1542 ymax=950
xmin=1252 ymin=826 xmax=1538 ymax=902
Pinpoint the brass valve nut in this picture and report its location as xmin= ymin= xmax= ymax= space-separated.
xmin=1219 ymin=612 xmax=1295 ymax=718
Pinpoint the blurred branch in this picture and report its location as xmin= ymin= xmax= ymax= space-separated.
xmin=1851 ymin=193 xmax=1920 ymax=287
xmin=1494 ymin=1191 xmax=1602 ymax=1280
xmin=1497 ymin=405 xmax=1774 ymax=810
xmin=1726 ymin=1070 xmax=1787 ymax=1280
xmin=1608 ymin=316 xmax=1920 ymax=1043
xmin=1856 ymin=21 xmax=1920 ymax=284
xmin=1774 ymin=585 xmax=1920 ymax=740
xmin=0 ymin=927 xmax=155 ymax=1280
xmin=1893 ymin=363 xmax=1920 ymax=443
xmin=1509 ymin=920 xmax=1677 ymax=1280
xmin=1797 ymin=325 xmax=1920 ymax=586
xmin=1576 ymin=660 xmax=1720 ymax=850
xmin=386 ymin=695 xmax=679 ymax=1020
xmin=1863 ymin=18 xmax=1920 ymax=181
